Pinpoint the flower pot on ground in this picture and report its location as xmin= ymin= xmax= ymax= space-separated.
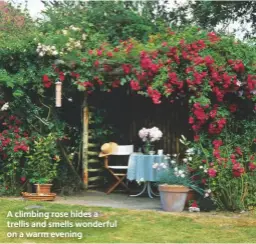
xmin=159 ymin=184 xmax=190 ymax=212
xmin=35 ymin=184 xmax=53 ymax=194
xmin=25 ymin=133 xmax=60 ymax=196
xmin=154 ymin=150 xmax=203 ymax=212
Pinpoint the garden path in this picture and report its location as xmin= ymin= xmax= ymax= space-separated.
xmin=53 ymin=190 xmax=162 ymax=210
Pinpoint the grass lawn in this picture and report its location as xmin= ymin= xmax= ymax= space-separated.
xmin=0 ymin=198 xmax=255 ymax=243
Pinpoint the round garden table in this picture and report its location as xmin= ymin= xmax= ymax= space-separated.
xmin=127 ymin=153 xmax=166 ymax=198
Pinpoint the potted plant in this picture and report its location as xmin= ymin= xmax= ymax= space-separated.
xmin=25 ymin=133 xmax=60 ymax=195
xmin=154 ymin=155 xmax=203 ymax=212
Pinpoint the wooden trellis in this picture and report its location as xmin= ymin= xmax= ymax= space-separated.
xmin=82 ymin=95 xmax=104 ymax=189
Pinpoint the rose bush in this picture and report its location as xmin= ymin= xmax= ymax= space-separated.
xmin=0 ymin=114 xmax=30 ymax=195
xmin=186 ymin=119 xmax=256 ymax=211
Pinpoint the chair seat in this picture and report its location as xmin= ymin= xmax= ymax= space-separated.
xmin=108 ymin=166 xmax=128 ymax=169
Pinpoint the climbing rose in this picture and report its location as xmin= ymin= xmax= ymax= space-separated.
xmin=212 ymin=140 xmax=223 ymax=149
xmin=59 ymin=72 xmax=65 ymax=81
xmin=20 ymin=177 xmax=26 ymax=182
xmin=42 ymin=75 xmax=52 ymax=88
xmin=122 ymin=64 xmax=132 ymax=74
xmin=94 ymin=60 xmax=99 ymax=67
xmin=249 ymin=162 xmax=256 ymax=171
xmin=207 ymin=32 xmax=220 ymax=43
xmin=229 ymin=104 xmax=237 ymax=113
xmin=194 ymin=135 xmax=200 ymax=141
xmin=189 ymin=117 xmax=194 ymax=124
xmin=130 ymin=80 xmax=140 ymax=91
xmin=191 ymin=200 xmax=198 ymax=208
xmin=232 ymin=163 xmax=245 ymax=177
xmin=208 ymin=168 xmax=217 ymax=178
xmin=147 ymin=87 xmax=161 ymax=104
xmin=235 ymin=147 xmax=242 ymax=156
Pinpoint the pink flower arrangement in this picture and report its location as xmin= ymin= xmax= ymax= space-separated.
xmin=138 ymin=127 xmax=163 ymax=142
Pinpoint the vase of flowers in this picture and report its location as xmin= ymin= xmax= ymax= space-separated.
xmin=138 ymin=127 xmax=163 ymax=154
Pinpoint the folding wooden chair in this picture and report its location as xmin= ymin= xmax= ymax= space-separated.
xmin=103 ymin=145 xmax=134 ymax=194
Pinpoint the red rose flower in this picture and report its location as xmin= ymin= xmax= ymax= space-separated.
xmin=147 ymin=87 xmax=161 ymax=104
xmin=59 ymin=72 xmax=65 ymax=81
xmin=107 ymin=52 xmax=113 ymax=57
xmin=191 ymin=200 xmax=198 ymax=208
xmin=194 ymin=135 xmax=200 ymax=141
xmin=230 ymin=154 xmax=236 ymax=159
xmin=42 ymin=75 xmax=52 ymax=88
xmin=188 ymin=117 xmax=194 ymax=124
xmin=213 ymin=149 xmax=221 ymax=159
xmin=232 ymin=163 xmax=245 ymax=177
xmin=229 ymin=104 xmax=237 ymax=113
xmin=20 ymin=177 xmax=26 ymax=182
xmin=202 ymin=178 xmax=207 ymax=184
xmin=207 ymin=32 xmax=220 ymax=43
xmin=122 ymin=64 xmax=132 ymax=74
xmin=208 ymin=168 xmax=217 ymax=178
xmin=235 ymin=147 xmax=242 ymax=156
xmin=94 ymin=60 xmax=99 ymax=67
xmin=249 ymin=162 xmax=256 ymax=171
xmin=42 ymin=75 xmax=50 ymax=82
xmin=130 ymin=80 xmax=140 ymax=91
xmin=71 ymin=72 xmax=80 ymax=79
xmin=212 ymin=139 xmax=223 ymax=149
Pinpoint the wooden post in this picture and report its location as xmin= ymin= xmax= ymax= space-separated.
xmin=82 ymin=94 xmax=89 ymax=189
xmin=176 ymin=137 xmax=180 ymax=154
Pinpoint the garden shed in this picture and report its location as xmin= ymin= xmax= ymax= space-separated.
xmin=82 ymin=88 xmax=190 ymax=188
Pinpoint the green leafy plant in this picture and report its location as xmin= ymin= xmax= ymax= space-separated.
xmin=25 ymin=133 xmax=60 ymax=184
xmin=154 ymin=154 xmax=203 ymax=195
xmin=187 ymin=119 xmax=256 ymax=211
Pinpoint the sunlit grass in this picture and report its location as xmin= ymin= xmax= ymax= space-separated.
xmin=0 ymin=198 xmax=255 ymax=243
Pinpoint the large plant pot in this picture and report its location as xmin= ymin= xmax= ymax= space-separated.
xmin=159 ymin=184 xmax=189 ymax=212
xmin=35 ymin=184 xmax=52 ymax=194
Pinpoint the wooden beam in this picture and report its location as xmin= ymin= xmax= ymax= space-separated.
xmin=88 ymin=168 xmax=103 ymax=172
xmin=82 ymin=93 xmax=89 ymax=189
xmin=88 ymin=143 xmax=98 ymax=148
xmin=88 ymin=158 xmax=101 ymax=164
xmin=88 ymin=176 xmax=104 ymax=182
xmin=88 ymin=151 xmax=99 ymax=156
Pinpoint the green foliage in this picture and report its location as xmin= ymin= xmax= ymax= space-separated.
xmin=188 ymin=1 xmax=256 ymax=39
xmin=188 ymin=119 xmax=256 ymax=211
xmin=89 ymin=108 xmax=115 ymax=144
xmin=25 ymin=134 xmax=61 ymax=184
xmin=156 ymin=155 xmax=203 ymax=195
xmin=0 ymin=111 xmax=30 ymax=195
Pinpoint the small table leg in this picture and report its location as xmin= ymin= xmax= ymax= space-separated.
xmin=148 ymin=183 xmax=160 ymax=197
xmin=130 ymin=182 xmax=159 ymax=198
xmin=147 ymin=182 xmax=154 ymax=199
xmin=130 ymin=182 xmax=147 ymax=197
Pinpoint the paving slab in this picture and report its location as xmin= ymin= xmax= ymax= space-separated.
xmin=53 ymin=190 xmax=162 ymax=211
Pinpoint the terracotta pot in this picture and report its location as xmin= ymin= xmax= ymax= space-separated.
xmin=185 ymin=189 xmax=197 ymax=207
xmin=159 ymin=184 xmax=189 ymax=212
xmin=35 ymin=184 xmax=52 ymax=194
